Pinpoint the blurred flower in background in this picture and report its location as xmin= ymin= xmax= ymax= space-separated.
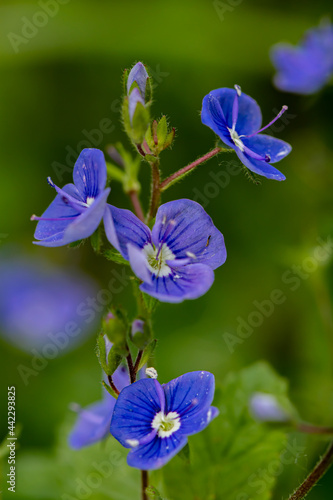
xmin=271 ymin=20 xmax=333 ymax=94
xmin=0 ymin=248 xmax=100 ymax=353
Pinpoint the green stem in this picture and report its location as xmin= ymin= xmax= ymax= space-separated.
xmin=160 ymin=146 xmax=223 ymax=191
xmin=297 ymin=422 xmax=333 ymax=435
xmin=141 ymin=470 xmax=148 ymax=500
xmin=288 ymin=441 xmax=333 ymax=500
xmin=128 ymin=190 xmax=145 ymax=222
xmin=147 ymin=159 xmax=161 ymax=222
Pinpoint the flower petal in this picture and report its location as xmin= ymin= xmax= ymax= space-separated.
xmin=73 ymin=148 xmax=107 ymax=201
xmin=103 ymin=205 xmax=151 ymax=258
xmin=152 ymin=199 xmax=226 ymax=269
xmin=163 ymin=371 xmax=215 ymax=422
xmin=139 ymin=263 xmax=215 ymax=303
xmin=127 ymin=432 xmax=188 ymax=470
xmin=127 ymin=244 xmax=153 ymax=284
xmin=242 ymin=135 xmax=292 ymax=164
xmin=110 ymin=379 xmax=163 ymax=448
xmin=179 ymin=406 xmax=219 ymax=436
xmin=201 ymin=88 xmax=262 ymax=138
xmin=235 ymin=150 xmax=286 ymax=181
xmin=34 ymin=188 xmax=110 ymax=247
xmin=127 ymin=62 xmax=149 ymax=98
xmin=69 ymin=395 xmax=115 ymax=450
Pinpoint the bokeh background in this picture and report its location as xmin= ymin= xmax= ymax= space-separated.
xmin=1 ymin=0 xmax=333 ymax=498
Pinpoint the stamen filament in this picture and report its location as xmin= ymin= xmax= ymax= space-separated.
xmin=242 ymin=145 xmax=271 ymax=163
xmin=231 ymin=85 xmax=241 ymax=131
xmin=47 ymin=177 xmax=88 ymax=210
xmin=245 ymin=105 xmax=288 ymax=138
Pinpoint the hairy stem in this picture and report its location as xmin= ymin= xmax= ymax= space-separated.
xmin=126 ymin=353 xmax=136 ymax=384
xmin=160 ymin=147 xmax=223 ymax=191
xmin=288 ymin=441 xmax=333 ymax=500
xmin=128 ymin=190 xmax=145 ymax=222
xmin=141 ymin=470 xmax=148 ymax=500
xmin=147 ymin=159 xmax=160 ymax=222
xmin=107 ymin=375 xmax=120 ymax=396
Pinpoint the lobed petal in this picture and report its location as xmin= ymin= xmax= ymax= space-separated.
xmin=73 ymin=148 xmax=107 ymax=201
xmin=127 ymin=244 xmax=153 ymax=284
xmin=127 ymin=432 xmax=188 ymax=470
xmin=110 ymin=379 xmax=163 ymax=448
xmin=163 ymin=371 xmax=215 ymax=421
xmin=34 ymin=189 xmax=110 ymax=247
xmin=139 ymin=263 xmax=215 ymax=303
xmin=69 ymin=395 xmax=115 ymax=450
xmin=152 ymin=199 xmax=226 ymax=269
xmin=103 ymin=205 xmax=151 ymax=258
xmin=242 ymin=135 xmax=292 ymax=164
xmin=235 ymin=149 xmax=286 ymax=181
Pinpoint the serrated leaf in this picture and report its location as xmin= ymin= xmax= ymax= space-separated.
xmin=103 ymin=249 xmax=130 ymax=266
xmin=138 ymin=339 xmax=157 ymax=370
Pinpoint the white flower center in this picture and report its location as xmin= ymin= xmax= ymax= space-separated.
xmin=142 ymin=243 xmax=175 ymax=278
xmin=86 ymin=196 xmax=95 ymax=207
xmin=151 ymin=411 xmax=181 ymax=438
xmin=228 ymin=128 xmax=245 ymax=152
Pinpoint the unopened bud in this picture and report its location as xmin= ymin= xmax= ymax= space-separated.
xmin=250 ymin=392 xmax=289 ymax=423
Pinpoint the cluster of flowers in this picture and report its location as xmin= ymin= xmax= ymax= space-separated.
xmin=31 ymin=61 xmax=292 ymax=470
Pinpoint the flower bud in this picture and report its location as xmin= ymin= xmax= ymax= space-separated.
xmin=249 ymin=392 xmax=289 ymax=423
xmin=127 ymin=62 xmax=149 ymax=99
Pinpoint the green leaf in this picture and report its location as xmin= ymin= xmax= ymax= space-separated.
xmin=138 ymin=339 xmax=157 ymax=370
xmin=96 ymin=333 xmax=108 ymax=374
xmin=156 ymin=115 xmax=168 ymax=147
xmin=142 ymin=292 xmax=159 ymax=314
xmin=177 ymin=443 xmax=190 ymax=464
xmin=107 ymin=348 xmax=123 ymax=375
xmin=103 ymin=249 xmax=130 ymax=266
xmin=146 ymin=485 xmax=164 ymax=500
xmin=158 ymin=362 xmax=291 ymax=500
xmin=90 ymin=227 xmax=102 ymax=254
xmin=103 ymin=307 xmax=129 ymax=356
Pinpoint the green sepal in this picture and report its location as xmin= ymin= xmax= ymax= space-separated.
xmin=177 ymin=443 xmax=190 ymax=464
xmin=131 ymin=101 xmax=150 ymax=143
xmin=107 ymin=348 xmax=123 ymax=375
xmin=156 ymin=115 xmax=168 ymax=147
xmin=142 ymin=292 xmax=159 ymax=314
xmin=96 ymin=333 xmax=108 ymax=374
xmin=68 ymin=239 xmax=84 ymax=248
xmin=144 ymin=154 xmax=157 ymax=163
xmin=146 ymin=486 xmax=163 ymax=500
xmin=145 ymin=72 xmax=153 ymax=103
xmin=103 ymin=249 xmax=130 ymax=266
xmin=90 ymin=227 xmax=102 ymax=254
xmin=164 ymin=127 xmax=176 ymax=149
xmin=138 ymin=339 xmax=157 ymax=370
xmin=242 ymin=165 xmax=262 ymax=185
xmin=122 ymin=68 xmax=129 ymax=95
xmin=106 ymin=162 xmax=125 ymax=183
xmin=103 ymin=307 xmax=129 ymax=356
xmin=102 ymin=380 xmax=119 ymax=399
xmin=131 ymin=321 xmax=153 ymax=350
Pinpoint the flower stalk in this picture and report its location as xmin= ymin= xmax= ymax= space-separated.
xmin=288 ymin=441 xmax=333 ymax=500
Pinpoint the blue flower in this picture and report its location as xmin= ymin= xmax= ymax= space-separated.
xmin=69 ymin=365 xmax=129 ymax=450
xmin=110 ymin=371 xmax=219 ymax=470
xmin=31 ymin=148 xmax=110 ymax=247
xmin=127 ymin=62 xmax=149 ymax=98
xmin=271 ymin=22 xmax=333 ymax=95
xmin=0 ymin=251 xmax=99 ymax=353
xmin=103 ymin=199 xmax=226 ymax=303
xmin=201 ymin=86 xmax=292 ymax=181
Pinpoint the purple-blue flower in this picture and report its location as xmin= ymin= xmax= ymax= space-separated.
xmin=31 ymin=148 xmax=110 ymax=247
xmin=110 ymin=371 xmax=219 ymax=470
xmin=201 ymin=86 xmax=292 ymax=181
xmin=271 ymin=22 xmax=333 ymax=95
xmin=69 ymin=364 xmax=129 ymax=450
xmin=127 ymin=62 xmax=149 ymax=98
xmin=103 ymin=199 xmax=226 ymax=303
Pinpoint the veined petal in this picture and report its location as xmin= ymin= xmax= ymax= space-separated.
xmin=127 ymin=433 xmax=188 ymax=470
xmin=73 ymin=149 xmax=107 ymax=201
xmin=163 ymin=371 xmax=215 ymax=421
xmin=236 ymin=149 xmax=286 ymax=181
xmin=202 ymin=88 xmax=262 ymax=137
xmin=110 ymin=379 xmax=163 ymax=448
xmin=242 ymin=135 xmax=292 ymax=164
xmin=127 ymin=62 xmax=149 ymax=98
xmin=69 ymin=395 xmax=115 ymax=450
xmin=103 ymin=205 xmax=152 ymax=259
xmin=34 ymin=188 xmax=110 ymax=247
xmin=139 ymin=263 xmax=215 ymax=303
xmin=179 ymin=406 xmax=219 ymax=436
xmin=152 ymin=200 xmax=226 ymax=269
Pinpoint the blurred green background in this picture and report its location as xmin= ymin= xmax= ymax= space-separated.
xmin=1 ymin=0 xmax=333 ymax=498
